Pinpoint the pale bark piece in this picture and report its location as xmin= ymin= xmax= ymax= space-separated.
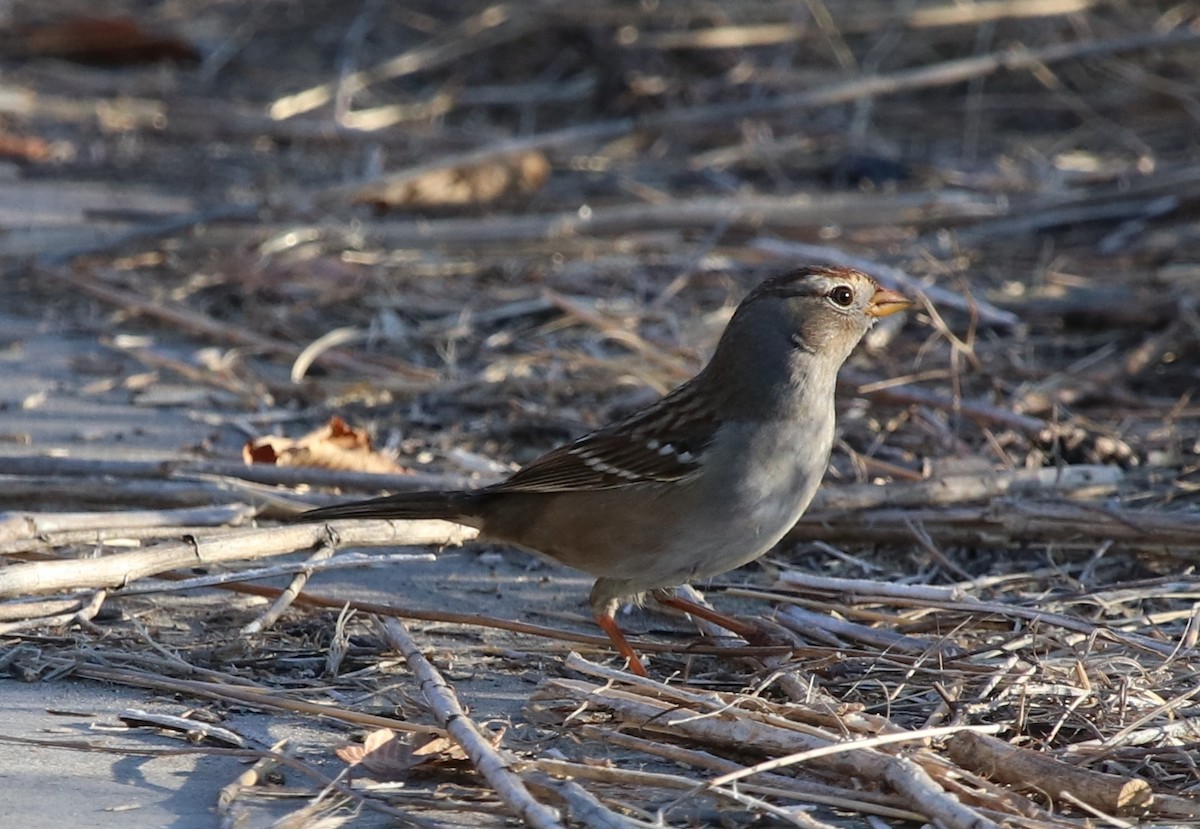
xmin=947 ymin=731 xmax=1160 ymax=816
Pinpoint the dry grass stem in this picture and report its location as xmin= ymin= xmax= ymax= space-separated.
xmin=0 ymin=521 xmax=476 ymax=598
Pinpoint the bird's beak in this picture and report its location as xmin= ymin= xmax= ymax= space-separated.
xmin=866 ymin=287 xmax=912 ymax=318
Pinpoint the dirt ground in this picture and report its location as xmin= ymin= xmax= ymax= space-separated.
xmin=2 ymin=2 xmax=1200 ymax=827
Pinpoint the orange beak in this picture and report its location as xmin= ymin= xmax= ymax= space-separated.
xmin=866 ymin=287 xmax=912 ymax=318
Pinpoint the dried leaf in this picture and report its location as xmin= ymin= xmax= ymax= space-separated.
xmin=353 ymin=152 xmax=550 ymax=210
xmin=335 ymin=729 xmax=473 ymax=781
xmin=244 ymin=416 xmax=405 ymax=474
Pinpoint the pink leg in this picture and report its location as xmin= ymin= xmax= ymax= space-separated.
xmin=594 ymin=612 xmax=649 ymax=676
xmin=653 ymin=590 xmax=767 ymax=644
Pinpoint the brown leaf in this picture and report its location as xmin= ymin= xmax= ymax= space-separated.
xmin=335 ymin=729 xmax=472 ymax=781
xmin=353 ymin=152 xmax=550 ymax=210
xmin=243 ymin=416 xmax=406 ymax=474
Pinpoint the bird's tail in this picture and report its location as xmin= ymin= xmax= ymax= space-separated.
xmin=301 ymin=490 xmax=480 ymax=524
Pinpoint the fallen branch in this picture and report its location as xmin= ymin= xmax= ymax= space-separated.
xmin=946 ymin=731 xmax=1183 ymax=817
xmin=0 ymin=520 xmax=476 ymax=598
xmin=377 ymin=616 xmax=566 ymax=829
xmin=0 ymin=503 xmax=258 ymax=544
xmin=0 ymin=589 xmax=106 ymax=634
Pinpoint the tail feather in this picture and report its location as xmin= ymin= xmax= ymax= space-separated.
xmin=302 ymin=490 xmax=478 ymax=524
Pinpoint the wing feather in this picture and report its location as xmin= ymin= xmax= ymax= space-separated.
xmin=489 ymin=382 xmax=716 ymax=493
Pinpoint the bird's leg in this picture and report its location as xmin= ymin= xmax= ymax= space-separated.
xmin=652 ymin=588 xmax=767 ymax=644
xmin=593 ymin=612 xmax=648 ymax=676
xmin=590 ymin=582 xmax=648 ymax=676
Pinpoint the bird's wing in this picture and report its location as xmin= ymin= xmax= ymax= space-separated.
xmin=490 ymin=383 xmax=716 ymax=493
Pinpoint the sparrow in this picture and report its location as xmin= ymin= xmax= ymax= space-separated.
xmin=303 ymin=266 xmax=910 ymax=674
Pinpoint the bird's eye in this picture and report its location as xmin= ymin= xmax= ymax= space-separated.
xmin=828 ymin=285 xmax=855 ymax=307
